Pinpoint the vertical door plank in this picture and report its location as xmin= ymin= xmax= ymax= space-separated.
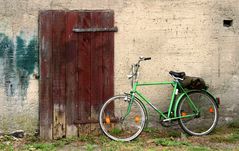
xmin=78 ymin=12 xmax=92 ymax=134
xmin=39 ymin=11 xmax=53 ymax=139
xmin=65 ymin=11 xmax=79 ymax=137
xmin=90 ymin=12 xmax=104 ymax=132
xmin=102 ymin=11 xmax=114 ymax=111
xmin=52 ymin=11 xmax=66 ymax=139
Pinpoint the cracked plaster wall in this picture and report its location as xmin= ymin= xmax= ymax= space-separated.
xmin=0 ymin=0 xmax=239 ymax=132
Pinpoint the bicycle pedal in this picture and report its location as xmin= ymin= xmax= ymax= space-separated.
xmin=160 ymin=120 xmax=178 ymax=127
xmin=160 ymin=120 xmax=171 ymax=127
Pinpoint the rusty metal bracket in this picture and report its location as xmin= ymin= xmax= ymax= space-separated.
xmin=72 ymin=27 xmax=118 ymax=33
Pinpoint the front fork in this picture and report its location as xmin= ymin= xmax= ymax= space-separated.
xmin=122 ymin=92 xmax=135 ymax=119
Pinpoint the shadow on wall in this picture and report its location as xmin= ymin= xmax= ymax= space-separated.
xmin=0 ymin=33 xmax=38 ymax=99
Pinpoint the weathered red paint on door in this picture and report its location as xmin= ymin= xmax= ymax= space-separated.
xmin=39 ymin=10 xmax=114 ymax=139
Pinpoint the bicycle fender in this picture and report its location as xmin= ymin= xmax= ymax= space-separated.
xmin=202 ymin=90 xmax=220 ymax=108
xmin=173 ymin=89 xmax=219 ymax=117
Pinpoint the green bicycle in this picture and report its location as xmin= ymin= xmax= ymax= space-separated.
xmin=99 ymin=57 xmax=219 ymax=141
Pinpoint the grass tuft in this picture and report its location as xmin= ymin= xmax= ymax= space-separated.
xmin=0 ymin=143 xmax=14 ymax=151
xmin=228 ymin=120 xmax=239 ymax=129
xmin=1 ymin=123 xmax=239 ymax=150
xmin=85 ymin=144 xmax=96 ymax=151
xmin=187 ymin=146 xmax=212 ymax=151
xmin=154 ymin=138 xmax=190 ymax=146
xmin=110 ymin=128 xmax=122 ymax=135
xmin=23 ymin=143 xmax=56 ymax=151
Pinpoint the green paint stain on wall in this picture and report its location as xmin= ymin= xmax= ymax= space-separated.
xmin=16 ymin=36 xmax=38 ymax=75
xmin=0 ymin=33 xmax=38 ymax=97
xmin=16 ymin=35 xmax=38 ymax=95
xmin=0 ymin=33 xmax=14 ymax=58
xmin=0 ymin=33 xmax=16 ymax=96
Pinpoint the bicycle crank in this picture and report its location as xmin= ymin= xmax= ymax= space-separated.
xmin=160 ymin=120 xmax=179 ymax=127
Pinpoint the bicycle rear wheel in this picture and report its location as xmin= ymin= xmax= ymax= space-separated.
xmin=177 ymin=91 xmax=219 ymax=136
xmin=99 ymin=95 xmax=146 ymax=141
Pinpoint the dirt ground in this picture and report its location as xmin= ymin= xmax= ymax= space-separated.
xmin=1 ymin=121 xmax=239 ymax=151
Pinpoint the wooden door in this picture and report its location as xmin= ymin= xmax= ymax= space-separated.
xmin=39 ymin=10 xmax=115 ymax=139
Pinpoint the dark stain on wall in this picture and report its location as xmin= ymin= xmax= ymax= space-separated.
xmin=0 ymin=33 xmax=38 ymax=98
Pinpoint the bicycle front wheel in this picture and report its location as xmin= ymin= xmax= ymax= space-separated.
xmin=99 ymin=95 xmax=146 ymax=141
xmin=177 ymin=91 xmax=219 ymax=136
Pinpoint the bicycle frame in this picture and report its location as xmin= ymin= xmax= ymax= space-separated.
xmin=125 ymin=80 xmax=200 ymax=121
xmin=99 ymin=57 xmax=219 ymax=141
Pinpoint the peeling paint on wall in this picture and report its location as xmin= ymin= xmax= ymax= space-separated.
xmin=0 ymin=33 xmax=38 ymax=99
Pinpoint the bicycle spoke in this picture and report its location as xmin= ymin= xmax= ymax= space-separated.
xmin=178 ymin=91 xmax=218 ymax=136
xmin=99 ymin=95 xmax=145 ymax=141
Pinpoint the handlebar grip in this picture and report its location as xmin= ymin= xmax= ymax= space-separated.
xmin=144 ymin=57 xmax=151 ymax=60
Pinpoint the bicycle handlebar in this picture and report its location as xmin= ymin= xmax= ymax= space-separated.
xmin=144 ymin=57 xmax=151 ymax=60
xmin=139 ymin=56 xmax=151 ymax=61
xmin=128 ymin=57 xmax=152 ymax=84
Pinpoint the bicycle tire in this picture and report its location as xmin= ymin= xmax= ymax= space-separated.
xmin=177 ymin=90 xmax=219 ymax=136
xmin=99 ymin=95 xmax=146 ymax=141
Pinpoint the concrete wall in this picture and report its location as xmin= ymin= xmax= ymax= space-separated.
xmin=0 ymin=0 xmax=239 ymax=133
